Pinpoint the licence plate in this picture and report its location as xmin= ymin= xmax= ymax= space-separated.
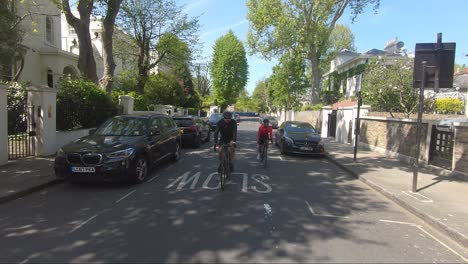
xmin=71 ymin=167 xmax=95 ymax=173
xmin=300 ymin=147 xmax=315 ymax=151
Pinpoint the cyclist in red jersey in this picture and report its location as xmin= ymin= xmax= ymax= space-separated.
xmin=257 ymin=118 xmax=273 ymax=159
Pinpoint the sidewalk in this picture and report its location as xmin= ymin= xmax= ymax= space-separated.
xmin=0 ymin=157 xmax=60 ymax=204
xmin=323 ymin=138 xmax=468 ymax=248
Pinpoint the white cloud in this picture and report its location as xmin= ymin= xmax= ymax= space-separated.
xmin=200 ymin=19 xmax=248 ymax=38
xmin=183 ymin=0 xmax=211 ymax=13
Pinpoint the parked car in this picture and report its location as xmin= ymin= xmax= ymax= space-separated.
xmin=275 ymin=121 xmax=324 ymax=156
xmin=259 ymin=116 xmax=279 ymax=129
xmin=234 ymin=113 xmax=241 ymax=123
xmin=208 ymin=113 xmax=223 ymax=131
xmin=173 ymin=116 xmax=210 ymax=148
xmin=54 ymin=114 xmax=181 ymax=184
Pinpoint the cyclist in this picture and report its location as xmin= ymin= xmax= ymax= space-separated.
xmin=214 ymin=111 xmax=237 ymax=172
xmin=257 ymin=118 xmax=273 ymax=160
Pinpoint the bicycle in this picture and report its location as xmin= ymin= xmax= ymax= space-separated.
xmin=215 ymin=142 xmax=232 ymax=191
xmin=259 ymin=140 xmax=270 ymax=168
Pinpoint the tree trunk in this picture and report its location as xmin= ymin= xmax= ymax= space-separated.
xmin=308 ymin=51 xmax=322 ymax=105
xmin=100 ymin=0 xmax=123 ymax=93
xmin=136 ymin=45 xmax=147 ymax=94
xmin=61 ymin=0 xmax=98 ymax=83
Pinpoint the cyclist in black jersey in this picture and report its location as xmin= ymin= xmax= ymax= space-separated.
xmin=214 ymin=111 xmax=237 ymax=172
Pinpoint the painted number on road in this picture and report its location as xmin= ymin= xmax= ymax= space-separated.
xmin=165 ymin=171 xmax=272 ymax=193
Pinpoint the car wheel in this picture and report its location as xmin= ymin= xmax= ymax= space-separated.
xmin=205 ymin=130 xmax=211 ymax=142
xmin=193 ymin=134 xmax=202 ymax=148
xmin=280 ymin=142 xmax=287 ymax=155
xmin=132 ymin=156 xmax=148 ymax=184
xmin=172 ymin=141 xmax=181 ymax=161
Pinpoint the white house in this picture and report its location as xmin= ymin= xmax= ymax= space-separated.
xmin=14 ymin=0 xmax=80 ymax=88
xmin=322 ymin=38 xmax=408 ymax=98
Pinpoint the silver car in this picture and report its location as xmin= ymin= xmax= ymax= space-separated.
xmin=259 ymin=116 xmax=278 ymax=129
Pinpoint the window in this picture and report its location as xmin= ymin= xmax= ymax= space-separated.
xmin=68 ymin=25 xmax=76 ymax=35
xmin=47 ymin=69 xmax=53 ymax=88
xmin=46 ymin=16 xmax=54 ymax=43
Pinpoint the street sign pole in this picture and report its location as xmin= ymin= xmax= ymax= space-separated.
xmin=353 ymin=91 xmax=362 ymax=162
xmin=412 ymin=61 xmax=427 ymax=193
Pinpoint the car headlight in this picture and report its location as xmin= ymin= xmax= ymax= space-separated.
xmin=106 ymin=148 xmax=135 ymax=158
xmin=57 ymin=148 xmax=66 ymax=157
xmin=283 ymin=137 xmax=294 ymax=145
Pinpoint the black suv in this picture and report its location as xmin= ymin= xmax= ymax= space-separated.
xmin=54 ymin=114 xmax=181 ymax=184
xmin=173 ymin=116 xmax=210 ymax=148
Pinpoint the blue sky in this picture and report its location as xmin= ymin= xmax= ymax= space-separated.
xmin=179 ymin=0 xmax=468 ymax=94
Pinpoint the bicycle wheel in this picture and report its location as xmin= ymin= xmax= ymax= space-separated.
xmin=263 ymin=145 xmax=268 ymax=168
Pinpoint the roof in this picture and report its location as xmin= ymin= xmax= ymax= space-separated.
xmin=117 ymin=113 xmax=169 ymax=118
xmin=329 ymin=100 xmax=358 ymax=109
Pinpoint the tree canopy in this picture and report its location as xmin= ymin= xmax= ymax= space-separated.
xmin=361 ymin=58 xmax=417 ymax=118
xmin=247 ymin=0 xmax=379 ymax=103
xmin=210 ymin=30 xmax=249 ymax=110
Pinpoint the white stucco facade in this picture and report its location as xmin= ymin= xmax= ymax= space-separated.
xmin=14 ymin=0 xmax=80 ymax=88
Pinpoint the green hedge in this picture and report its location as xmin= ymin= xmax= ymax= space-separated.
xmin=57 ymin=79 xmax=120 ymax=130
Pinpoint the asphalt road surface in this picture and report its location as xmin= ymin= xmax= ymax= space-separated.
xmin=1 ymin=118 xmax=467 ymax=263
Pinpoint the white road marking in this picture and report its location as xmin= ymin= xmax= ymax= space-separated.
xmin=148 ymin=175 xmax=158 ymax=182
xmin=415 ymin=226 xmax=468 ymax=263
xmin=279 ymin=156 xmax=283 ymax=161
xmin=305 ymin=201 xmax=350 ymax=219
xmin=115 ymin=190 xmax=136 ymax=203
xmin=379 ymin=219 xmax=468 ymax=263
xmin=69 ymin=214 xmax=99 ymax=234
xmin=402 ymin=191 xmax=433 ymax=203
xmin=379 ymin=219 xmax=419 ymax=227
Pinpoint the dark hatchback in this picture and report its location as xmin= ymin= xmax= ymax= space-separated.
xmin=275 ymin=121 xmax=324 ymax=156
xmin=172 ymin=116 xmax=210 ymax=148
xmin=208 ymin=113 xmax=223 ymax=131
xmin=55 ymin=114 xmax=182 ymax=184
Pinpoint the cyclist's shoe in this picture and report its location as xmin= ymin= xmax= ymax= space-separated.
xmin=217 ymin=164 xmax=222 ymax=173
xmin=229 ymin=163 xmax=234 ymax=172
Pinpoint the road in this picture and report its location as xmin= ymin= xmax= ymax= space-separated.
xmin=0 ymin=119 xmax=467 ymax=263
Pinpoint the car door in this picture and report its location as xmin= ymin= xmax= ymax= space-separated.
xmin=161 ymin=116 xmax=178 ymax=157
xmin=149 ymin=117 xmax=165 ymax=164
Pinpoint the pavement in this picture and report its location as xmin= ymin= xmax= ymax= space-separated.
xmin=0 ymin=135 xmax=467 ymax=251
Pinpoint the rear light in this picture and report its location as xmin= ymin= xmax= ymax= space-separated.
xmin=189 ymin=125 xmax=198 ymax=132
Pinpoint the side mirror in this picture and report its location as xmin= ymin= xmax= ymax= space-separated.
xmin=89 ymin=128 xmax=96 ymax=135
xmin=150 ymin=128 xmax=161 ymax=136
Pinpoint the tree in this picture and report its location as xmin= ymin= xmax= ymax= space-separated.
xmin=236 ymin=89 xmax=256 ymax=111
xmin=144 ymin=72 xmax=185 ymax=106
xmin=193 ymin=62 xmax=211 ymax=98
xmin=247 ymin=0 xmax=379 ymax=104
xmin=361 ymin=58 xmax=417 ymax=118
xmin=96 ymin=0 xmax=124 ymax=93
xmin=269 ymin=51 xmax=309 ymax=110
xmin=321 ymin=24 xmax=356 ymax=73
xmin=210 ymin=31 xmax=249 ymax=110
xmin=53 ymin=0 xmax=99 ymax=83
xmin=252 ymin=79 xmax=275 ymax=113
xmin=118 ymin=0 xmax=199 ymax=94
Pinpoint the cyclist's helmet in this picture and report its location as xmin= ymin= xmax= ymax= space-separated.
xmin=223 ymin=111 xmax=232 ymax=119
xmin=263 ymin=118 xmax=269 ymax=124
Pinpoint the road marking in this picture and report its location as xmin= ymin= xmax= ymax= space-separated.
xmin=415 ymin=226 xmax=468 ymax=263
xmin=379 ymin=219 xmax=419 ymax=226
xmin=402 ymin=191 xmax=433 ymax=203
xmin=115 ymin=190 xmax=136 ymax=203
xmin=69 ymin=214 xmax=98 ymax=234
xmin=379 ymin=219 xmax=468 ymax=263
xmin=305 ymin=201 xmax=350 ymax=219
xmin=148 ymin=174 xmax=158 ymax=182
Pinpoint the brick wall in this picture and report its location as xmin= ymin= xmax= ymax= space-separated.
xmin=454 ymin=124 xmax=468 ymax=175
xmin=360 ymin=117 xmax=431 ymax=162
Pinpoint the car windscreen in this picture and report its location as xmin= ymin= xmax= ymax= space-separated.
xmin=266 ymin=116 xmax=277 ymax=121
xmin=209 ymin=114 xmax=222 ymax=121
xmin=173 ymin=118 xmax=194 ymax=127
xmin=95 ymin=117 xmax=148 ymax=136
xmin=286 ymin=123 xmax=316 ymax=133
